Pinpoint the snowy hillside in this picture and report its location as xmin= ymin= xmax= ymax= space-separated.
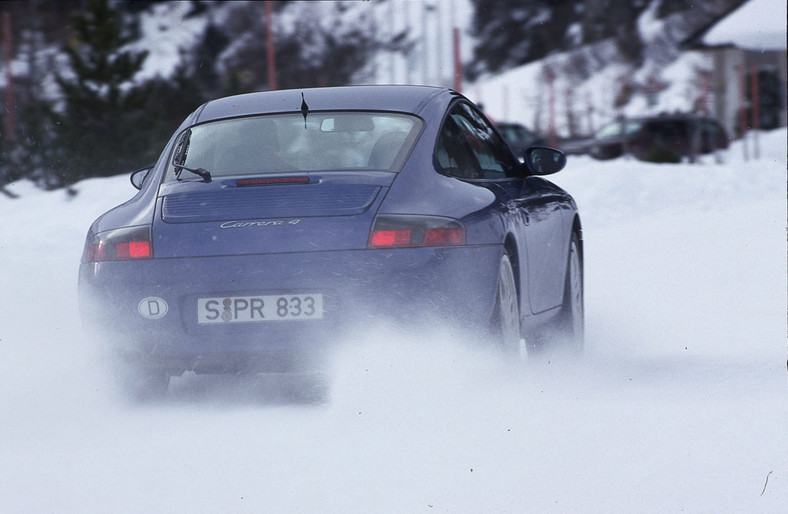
xmin=469 ymin=0 xmax=786 ymax=139
xmin=468 ymin=48 xmax=717 ymax=135
xmin=1 ymin=129 xmax=786 ymax=512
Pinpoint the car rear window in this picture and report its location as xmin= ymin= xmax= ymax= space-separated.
xmin=499 ymin=125 xmax=539 ymax=147
xmin=165 ymin=111 xmax=422 ymax=180
xmin=596 ymin=120 xmax=643 ymax=139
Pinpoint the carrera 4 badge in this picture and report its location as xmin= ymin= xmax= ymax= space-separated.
xmin=220 ymin=219 xmax=301 ymax=229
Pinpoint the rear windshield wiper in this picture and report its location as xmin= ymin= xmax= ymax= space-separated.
xmin=173 ymin=163 xmax=212 ymax=182
xmin=171 ymin=128 xmax=210 ymax=181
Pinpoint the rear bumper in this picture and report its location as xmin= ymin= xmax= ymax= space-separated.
xmin=79 ymin=245 xmax=501 ymax=373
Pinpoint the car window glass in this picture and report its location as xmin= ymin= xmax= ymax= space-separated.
xmin=166 ymin=112 xmax=422 ymax=180
xmin=513 ymin=126 xmax=537 ymax=145
xmin=437 ymin=103 xmax=516 ymax=180
xmin=702 ymin=120 xmax=719 ymax=136
xmin=498 ymin=125 xmax=515 ymax=142
xmin=597 ymin=120 xmax=642 ymax=139
xmin=700 ymin=119 xmax=726 ymax=148
xmin=461 ymin=103 xmax=519 ymax=177
xmin=436 ymin=114 xmax=481 ymax=179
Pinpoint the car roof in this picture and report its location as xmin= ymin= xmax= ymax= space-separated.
xmin=194 ymin=85 xmax=453 ymax=123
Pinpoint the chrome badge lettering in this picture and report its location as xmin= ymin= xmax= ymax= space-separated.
xmin=220 ymin=219 xmax=301 ymax=229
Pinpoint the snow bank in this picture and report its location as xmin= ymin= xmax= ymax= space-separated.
xmin=702 ymin=0 xmax=788 ymax=50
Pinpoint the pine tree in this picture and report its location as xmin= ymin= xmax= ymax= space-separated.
xmin=466 ymin=0 xmax=745 ymax=81
xmin=467 ymin=0 xmax=580 ymax=80
xmin=49 ymin=0 xmax=149 ymax=187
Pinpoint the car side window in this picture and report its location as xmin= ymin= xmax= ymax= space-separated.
xmin=437 ymin=102 xmax=518 ymax=180
xmin=436 ymin=113 xmax=481 ymax=178
xmin=699 ymin=119 xmax=726 ymax=149
xmin=702 ymin=119 xmax=720 ymax=137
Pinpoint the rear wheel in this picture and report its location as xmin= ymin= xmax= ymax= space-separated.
xmin=492 ymin=253 xmax=524 ymax=358
xmin=559 ymin=232 xmax=584 ymax=352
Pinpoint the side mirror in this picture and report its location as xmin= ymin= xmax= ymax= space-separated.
xmin=523 ymin=147 xmax=566 ymax=176
xmin=130 ymin=165 xmax=154 ymax=190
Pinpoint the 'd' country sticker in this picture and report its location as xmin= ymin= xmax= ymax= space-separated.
xmin=138 ymin=297 xmax=168 ymax=319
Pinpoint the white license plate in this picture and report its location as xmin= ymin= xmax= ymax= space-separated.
xmin=197 ymin=294 xmax=323 ymax=324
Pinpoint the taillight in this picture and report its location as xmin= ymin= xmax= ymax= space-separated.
xmin=368 ymin=215 xmax=466 ymax=249
xmin=85 ymin=226 xmax=152 ymax=262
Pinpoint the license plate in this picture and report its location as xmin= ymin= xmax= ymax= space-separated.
xmin=197 ymin=294 xmax=323 ymax=324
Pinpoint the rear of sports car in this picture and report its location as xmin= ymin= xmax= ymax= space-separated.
xmin=78 ymin=107 xmax=503 ymax=395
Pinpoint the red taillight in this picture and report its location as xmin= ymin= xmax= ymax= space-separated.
xmin=85 ymin=227 xmax=152 ymax=262
xmin=117 ymin=241 xmax=152 ymax=259
xmin=87 ymin=243 xmax=106 ymax=262
xmin=368 ymin=216 xmax=466 ymax=249
xmin=370 ymin=230 xmax=411 ymax=248
xmin=423 ymin=227 xmax=464 ymax=245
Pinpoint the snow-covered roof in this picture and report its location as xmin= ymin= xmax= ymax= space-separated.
xmin=701 ymin=0 xmax=787 ymax=50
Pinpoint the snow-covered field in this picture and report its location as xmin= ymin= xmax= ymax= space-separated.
xmin=1 ymin=130 xmax=786 ymax=512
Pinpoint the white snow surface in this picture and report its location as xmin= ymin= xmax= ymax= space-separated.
xmin=702 ymin=0 xmax=788 ymax=50
xmin=1 ymin=130 xmax=787 ymax=512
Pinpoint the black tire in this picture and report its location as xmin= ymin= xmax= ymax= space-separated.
xmin=558 ymin=231 xmax=584 ymax=352
xmin=492 ymin=253 xmax=524 ymax=358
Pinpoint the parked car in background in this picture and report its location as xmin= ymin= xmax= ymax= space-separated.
xmin=496 ymin=122 xmax=547 ymax=156
xmin=587 ymin=114 xmax=729 ymax=162
xmin=558 ymin=135 xmax=595 ymax=156
xmin=79 ymin=85 xmax=582 ymax=400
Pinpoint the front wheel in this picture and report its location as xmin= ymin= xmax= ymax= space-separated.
xmin=492 ymin=253 xmax=524 ymax=358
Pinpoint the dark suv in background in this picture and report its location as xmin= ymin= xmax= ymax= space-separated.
xmin=584 ymin=115 xmax=729 ymax=162
xmin=496 ymin=122 xmax=547 ymax=156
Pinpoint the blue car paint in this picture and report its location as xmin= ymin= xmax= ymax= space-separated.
xmin=80 ymin=245 xmax=502 ymax=373
xmin=79 ymin=85 xmax=580 ymax=376
xmin=152 ymin=172 xmax=397 ymax=258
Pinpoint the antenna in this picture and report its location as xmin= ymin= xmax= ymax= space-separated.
xmin=301 ymin=92 xmax=309 ymax=129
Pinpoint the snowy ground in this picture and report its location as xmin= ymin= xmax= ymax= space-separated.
xmin=1 ymin=130 xmax=786 ymax=512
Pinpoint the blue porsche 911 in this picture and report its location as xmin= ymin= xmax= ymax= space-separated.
xmin=78 ymin=85 xmax=583 ymax=399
